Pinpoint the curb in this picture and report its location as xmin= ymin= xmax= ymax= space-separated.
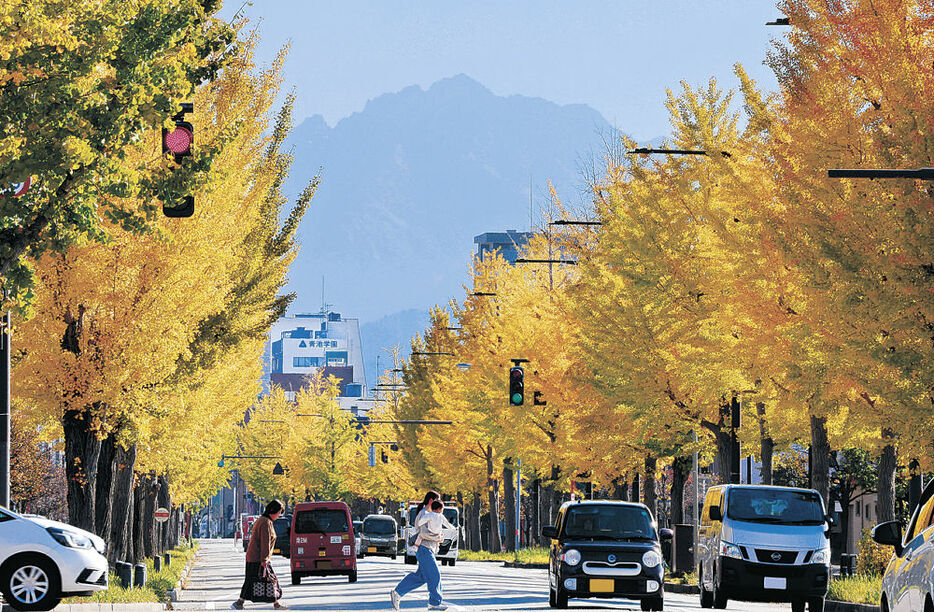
xmin=2 ymin=606 xmax=164 ymax=612
xmin=166 ymin=545 xmax=201 ymax=606
xmin=503 ymin=561 xmax=548 ymax=569
xmin=656 ymin=586 xmax=879 ymax=612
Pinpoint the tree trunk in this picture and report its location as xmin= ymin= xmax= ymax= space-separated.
xmin=670 ymin=456 xmax=691 ymax=526
xmin=132 ymin=477 xmax=146 ymax=564
xmin=502 ymin=459 xmax=516 ymax=552
xmin=531 ymin=478 xmax=541 ymax=547
xmin=756 ymin=402 xmax=774 ymax=485
xmin=631 ymin=473 xmax=640 ymax=503
xmin=143 ymin=475 xmax=157 ymax=558
xmin=877 ymin=429 xmax=897 ymax=523
xmin=64 ymin=408 xmax=102 ymax=532
xmin=485 ymin=447 xmax=502 ymax=553
xmin=469 ymin=492 xmax=481 ymax=552
xmin=644 ymin=456 xmax=657 ymax=521
xmin=810 ymin=415 xmax=830 ymax=511
xmin=614 ymin=474 xmax=629 ymax=501
xmin=95 ymin=431 xmax=116 ymax=542
xmin=108 ymin=444 xmax=136 ymax=564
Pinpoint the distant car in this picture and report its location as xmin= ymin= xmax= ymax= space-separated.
xmin=353 ymin=521 xmax=363 ymax=558
xmin=874 ymin=478 xmax=934 ymax=612
xmin=274 ymin=515 xmax=292 ymax=558
xmin=360 ymin=514 xmax=397 ymax=559
xmin=241 ymin=514 xmax=259 ymax=551
xmin=542 ymin=500 xmax=669 ymax=611
xmin=0 ymin=506 xmax=109 ymax=611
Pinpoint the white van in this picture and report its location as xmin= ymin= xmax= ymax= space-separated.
xmin=697 ymin=484 xmax=832 ymax=612
xmin=404 ymin=501 xmax=461 ymax=566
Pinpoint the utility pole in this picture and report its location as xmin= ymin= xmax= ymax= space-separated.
xmin=0 ymin=311 xmax=10 ymax=508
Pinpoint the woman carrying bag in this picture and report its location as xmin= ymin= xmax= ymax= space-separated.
xmin=232 ymin=500 xmax=288 ymax=610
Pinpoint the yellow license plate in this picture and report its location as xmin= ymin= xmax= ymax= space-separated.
xmin=318 ymin=550 xmax=326 ymax=557
xmin=367 ymin=547 xmax=377 ymax=553
xmin=273 ymin=548 xmax=280 ymax=554
xmin=590 ymin=579 xmax=614 ymax=593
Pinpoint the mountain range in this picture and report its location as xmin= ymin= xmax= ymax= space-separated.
xmin=280 ymin=74 xmax=622 ymax=384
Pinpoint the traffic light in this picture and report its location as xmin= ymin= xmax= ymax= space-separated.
xmin=162 ymin=102 xmax=195 ymax=218
xmin=381 ymin=451 xmax=389 ymax=464
xmin=509 ymin=366 xmax=524 ymax=406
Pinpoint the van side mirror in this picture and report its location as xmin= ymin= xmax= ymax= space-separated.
xmin=709 ymin=506 xmax=722 ymax=522
xmin=659 ymin=528 xmax=673 ymax=540
xmin=542 ymin=525 xmax=558 ymax=539
xmin=824 ymin=513 xmax=836 ymax=527
xmin=872 ymin=521 xmax=903 ymax=556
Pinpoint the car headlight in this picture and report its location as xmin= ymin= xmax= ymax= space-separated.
xmin=561 ymin=549 xmax=582 ymax=566
xmin=47 ymin=526 xmax=94 ymax=549
xmin=812 ymin=547 xmax=831 ymax=565
xmin=642 ymin=550 xmax=661 ymax=568
xmin=719 ymin=541 xmax=743 ymax=560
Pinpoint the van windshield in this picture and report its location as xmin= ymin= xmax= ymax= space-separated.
xmin=727 ymin=489 xmax=824 ymax=525
xmin=294 ymin=509 xmax=349 ymax=534
xmin=442 ymin=508 xmax=458 ymax=526
xmin=364 ymin=518 xmax=396 ymax=535
xmin=563 ymin=505 xmax=655 ymax=540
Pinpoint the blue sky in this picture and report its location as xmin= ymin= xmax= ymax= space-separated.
xmin=222 ymin=1 xmax=785 ymax=141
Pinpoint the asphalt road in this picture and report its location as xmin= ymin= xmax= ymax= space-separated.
xmin=175 ymin=539 xmax=790 ymax=611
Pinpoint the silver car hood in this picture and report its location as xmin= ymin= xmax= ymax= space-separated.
xmin=724 ymin=520 xmax=826 ymax=550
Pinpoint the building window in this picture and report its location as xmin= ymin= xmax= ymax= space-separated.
xmin=293 ymin=356 xmax=316 ymax=367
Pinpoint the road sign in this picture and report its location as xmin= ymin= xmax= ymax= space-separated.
xmin=155 ymin=507 xmax=170 ymax=523
xmin=8 ymin=177 xmax=31 ymax=197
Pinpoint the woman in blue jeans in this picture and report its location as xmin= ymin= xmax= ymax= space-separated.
xmin=391 ymin=492 xmax=454 ymax=611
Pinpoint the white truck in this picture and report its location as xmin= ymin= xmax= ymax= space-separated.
xmin=403 ymin=501 xmax=461 ymax=566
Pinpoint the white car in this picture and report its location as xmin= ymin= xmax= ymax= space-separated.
xmin=874 ymin=479 xmax=934 ymax=612
xmin=0 ymin=506 xmax=108 ymax=611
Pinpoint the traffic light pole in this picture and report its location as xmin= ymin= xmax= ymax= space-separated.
xmin=0 ymin=312 xmax=10 ymax=509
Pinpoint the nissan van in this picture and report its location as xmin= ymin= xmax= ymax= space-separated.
xmin=697 ymin=484 xmax=832 ymax=612
xmin=289 ymin=501 xmax=357 ymax=585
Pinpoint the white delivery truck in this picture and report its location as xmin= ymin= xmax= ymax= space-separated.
xmin=404 ymin=500 xmax=461 ymax=566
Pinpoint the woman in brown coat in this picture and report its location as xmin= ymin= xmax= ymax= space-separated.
xmin=232 ymin=500 xmax=287 ymax=609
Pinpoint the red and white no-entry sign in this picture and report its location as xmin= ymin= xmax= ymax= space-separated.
xmin=155 ymin=507 xmax=170 ymax=523
xmin=8 ymin=177 xmax=30 ymax=197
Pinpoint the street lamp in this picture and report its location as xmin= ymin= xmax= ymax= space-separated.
xmin=411 ymin=351 xmax=454 ymax=356
xmin=471 ymin=292 xmax=497 ymax=297
xmin=828 ymin=167 xmax=934 ymax=180
xmin=766 ymin=17 xmax=790 ymax=26
xmin=628 ymin=147 xmax=732 ymax=158
xmin=515 ymin=258 xmax=577 ymax=265
xmin=549 ymin=220 xmax=603 ymax=227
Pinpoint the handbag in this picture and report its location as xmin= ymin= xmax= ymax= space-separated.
xmin=250 ymin=564 xmax=282 ymax=602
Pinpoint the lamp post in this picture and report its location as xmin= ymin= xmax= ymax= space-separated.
xmin=0 ymin=312 xmax=9 ymax=509
xmin=828 ymin=167 xmax=934 ymax=180
xmin=628 ymin=147 xmax=732 ymax=158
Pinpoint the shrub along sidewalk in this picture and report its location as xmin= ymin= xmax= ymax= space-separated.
xmin=62 ymin=542 xmax=199 ymax=605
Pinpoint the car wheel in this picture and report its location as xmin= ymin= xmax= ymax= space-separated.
xmin=1 ymin=555 xmax=62 ymax=612
xmin=808 ymin=596 xmax=824 ymax=612
xmin=348 ymin=570 xmax=357 ymax=583
xmin=641 ymin=595 xmax=664 ymax=611
xmin=791 ymin=600 xmax=805 ymax=612
xmin=392 ymin=555 xmax=397 ymax=560
xmin=405 ymin=555 xmax=417 ymax=565
xmin=712 ymin=566 xmax=727 ymax=609
xmin=554 ymin=583 xmax=568 ymax=609
xmin=291 ymin=573 xmax=300 ymax=586
xmin=549 ymin=585 xmax=558 ymax=608
xmin=449 ymin=559 xmax=455 ymax=567
xmin=699 ymin=567 xmax=713 ymax=609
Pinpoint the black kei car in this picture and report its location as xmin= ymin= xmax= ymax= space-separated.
xmin=273 ymin=514 xmax=292 ymax=558
xmin=542 ymin=501 xmax=671 ymax=610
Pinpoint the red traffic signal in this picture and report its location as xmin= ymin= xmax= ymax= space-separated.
xmin=163 ymin=103 xmax=194 ymax=162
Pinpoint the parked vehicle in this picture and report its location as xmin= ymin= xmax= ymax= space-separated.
xmin=873 ymin=477 xmax=934 ymax=612
xmin=697 ymin=484 xmax=832 ymax=612
xmin=241 ymin=514 xmax=259 ymax=552
xmin=542 ymin=500 xmax=669 ymax=610
xmin=404 ymin=500 xmax=461 ymax=566
xmin=289 ymin=501 xmax=357 ymax=585
xmin=0 ymin=506 xmax=109 ymax=611
xmin=360 ymin=514 xmax=398 ymax=559
xmin=353 ymin=520 xmax=363 ymax=558
xmin=273 ymin=514 xmax=292 ymax=558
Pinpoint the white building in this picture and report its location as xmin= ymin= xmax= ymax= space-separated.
xmin=265 ymin=311 xmax=370 ymax=415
